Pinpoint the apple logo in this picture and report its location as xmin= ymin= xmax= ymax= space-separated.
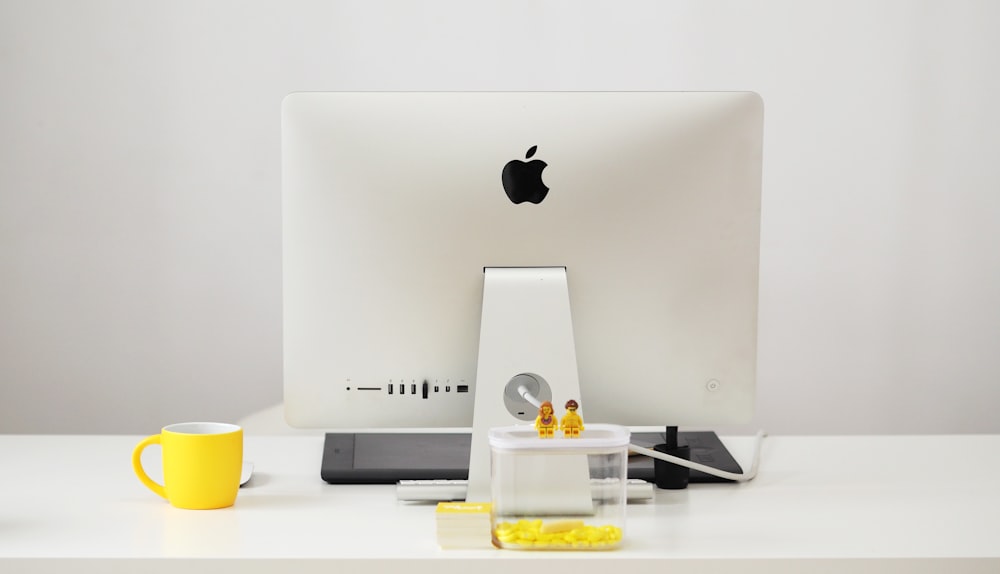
xmin=501 ymin=146 xmax=549 ymax=204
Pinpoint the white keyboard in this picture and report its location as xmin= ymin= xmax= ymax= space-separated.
xmin=396 ymin=478 xmax=654 ymax=502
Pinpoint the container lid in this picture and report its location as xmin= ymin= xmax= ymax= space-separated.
xmin=488 ymin=423 xmax=630 ymax=451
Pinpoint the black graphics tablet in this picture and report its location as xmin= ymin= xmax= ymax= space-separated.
xmin=321 ymin=430 xmax=741 ymax=484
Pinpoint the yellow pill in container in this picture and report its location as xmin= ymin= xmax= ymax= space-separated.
xmin=493 ymin=520 xmax=623 ymax=550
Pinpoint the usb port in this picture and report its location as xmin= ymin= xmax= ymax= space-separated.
xmin=388 ymin=384 xmax=393 ymax=395
xmin=456 ymin=385 xmax=469 ymax=393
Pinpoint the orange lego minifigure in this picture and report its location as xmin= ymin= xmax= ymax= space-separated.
xmin=535 ymin=401 xmax=558 ymax=438
xmin=560 ymin=399 xmax=584 ymax=438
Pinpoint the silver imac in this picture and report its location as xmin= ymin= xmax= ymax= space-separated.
xmin=282 ymin=92 xmax=763 ymax=496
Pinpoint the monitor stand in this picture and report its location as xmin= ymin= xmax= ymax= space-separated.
xmin=466 ymin=267 xmax=584 ymax=501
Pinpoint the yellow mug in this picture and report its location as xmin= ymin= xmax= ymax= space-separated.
xmin=132 ymin=422 xmax=243 ymax=510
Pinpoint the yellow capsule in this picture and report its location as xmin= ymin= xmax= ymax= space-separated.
xmin=541 ymin=519 xmax=585 ymax=534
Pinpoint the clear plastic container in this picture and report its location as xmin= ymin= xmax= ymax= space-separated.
xmin=489 ymin=424 xmax=629 ymax=550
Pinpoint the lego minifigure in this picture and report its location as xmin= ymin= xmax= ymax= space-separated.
xmin=560 ymin=399 xmax=584 ymax=438
xmin=535 ymin=401 xmax=558 ymax=438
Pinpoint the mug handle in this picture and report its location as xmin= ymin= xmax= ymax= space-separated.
xmin=132 ymin=434 xmax=167 ymax=499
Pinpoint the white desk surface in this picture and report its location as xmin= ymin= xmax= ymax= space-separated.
xmin=2 ymin=433 xmax=998 ymax=574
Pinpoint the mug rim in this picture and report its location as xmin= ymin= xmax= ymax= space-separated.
xmin=162 ymin=422 xmax=242 ymax=436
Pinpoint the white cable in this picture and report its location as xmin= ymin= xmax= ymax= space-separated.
xmin=629 ymin=429 xmax=767 ymax=483
xmin=517 ymin=385 xmax=765 ymax=482
xmin=517 ymin=384 xmax=543 ymax=408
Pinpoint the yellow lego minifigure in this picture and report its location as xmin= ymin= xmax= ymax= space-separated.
xmin=560 ymin=399 xmax=584 ymax=438
xmin=535 ymin=401 xmax=558 ymax=438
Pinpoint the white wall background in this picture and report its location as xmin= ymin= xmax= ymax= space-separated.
xmin=1 ymin=0 xmax=998 ymax=435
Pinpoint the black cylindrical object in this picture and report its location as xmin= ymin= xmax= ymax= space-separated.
xmin=653 ymin=426 xmax=691 ymax=489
